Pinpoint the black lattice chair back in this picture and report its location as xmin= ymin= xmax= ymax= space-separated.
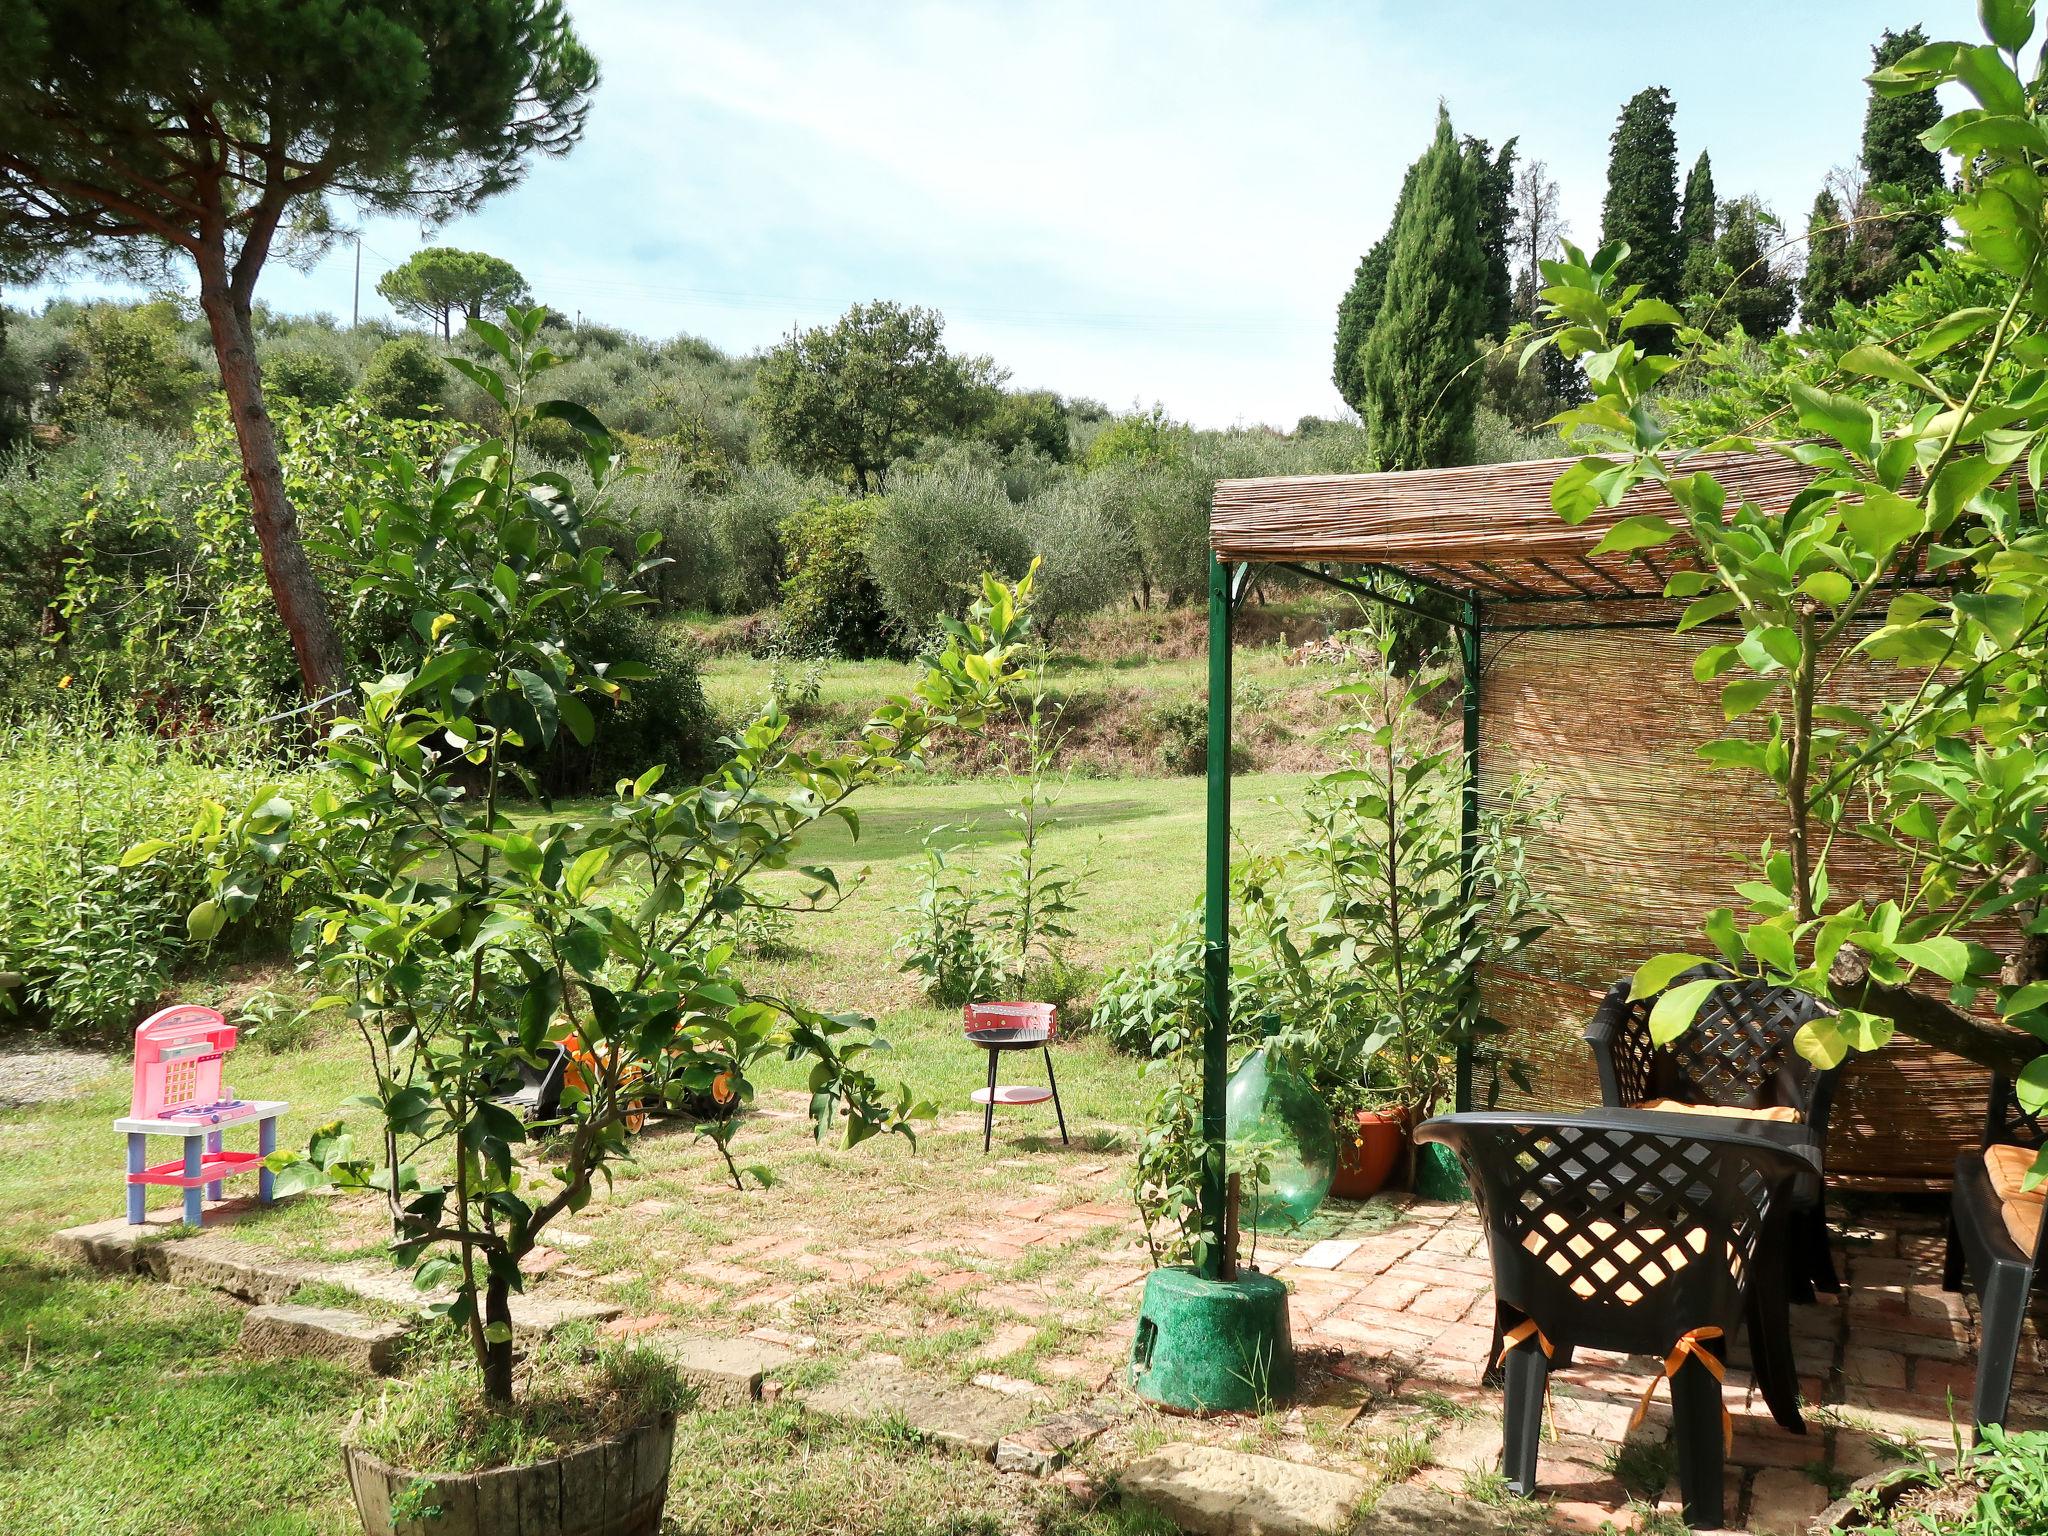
xmin=1590 ymin=965 xmax=1835 ymax=1116
xmin=1418 ymin=1109 xmax=1809 ymax=1357
xmin=1983 ymin=1072 xmax=2048 ymax=1152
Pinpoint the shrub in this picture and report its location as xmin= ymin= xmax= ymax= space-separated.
xmin=865 ymin=461 xmax=1031 ymax=630
xmin=358 ymin=336 xmax=445 ymax=420
xmin=0 ymin=711 xmax=319 ymax=1035
xmin=528 ymin=611 xmax=719 ymax=796
xmin=1090 ymin=919 xmax=1205 ymax=1055
xmin=264 ymin=346 xmax=352 ymax=406
xmin=709 ymin=464 xmax=821 ymax=613
xmin=0 ymin=423 xmax=184 ymax=710
xmin=603 ymin=449 xmax=724 ymax=613
xmin=1021 ymin=476 xmax=1134 ymax=634
xmin=894 ymin=829 xmax=1001 ymax=1007
xmin=1147 ymin=699 xmax=1209 ymax=774
xmin=776 ymin=496 xmax=897 ymax=658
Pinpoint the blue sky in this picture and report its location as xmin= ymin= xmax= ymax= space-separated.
xmin=26 ymin=1 xmax=1985 ymax=427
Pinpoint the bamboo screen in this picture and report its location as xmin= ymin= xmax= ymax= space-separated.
xmin=1477 ymin=620 xmax=1990 ymax=1186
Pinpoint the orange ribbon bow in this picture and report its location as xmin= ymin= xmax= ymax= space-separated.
xmin=1495 ymin=1318 xmax=1554 ymax=1364
xmin=1627 ymin=1327 xmax=1733 ymax=1454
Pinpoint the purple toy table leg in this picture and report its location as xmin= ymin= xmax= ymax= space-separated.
xmin=259 ymin=1115 xmax=277 ymax=1203
xmin=205 ymin=1128 xmax=224 ymax=1202
xmin=182 ymin=1135 xmax=205 ymax=1226
xmin=126 ymin=1133 xmax=147 ymax=1225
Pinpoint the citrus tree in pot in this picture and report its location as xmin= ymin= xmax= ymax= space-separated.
xmin=149 ymin=308 xmax=1034 ymax=1536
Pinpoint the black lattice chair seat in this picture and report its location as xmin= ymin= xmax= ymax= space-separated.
xmin=1944 ymin=1073 xmax=2048 ymax=1435
xmin=1584 ymin=966 xmax=1844 ymax=1297
xmin=1418 ymin=1109 xmax=1815 ymax=1531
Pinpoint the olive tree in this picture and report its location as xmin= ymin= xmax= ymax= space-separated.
xmin=0 ymin=1 xmax=596 ymax=697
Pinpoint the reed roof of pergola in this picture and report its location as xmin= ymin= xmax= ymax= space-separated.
xmin=1210 ymin=447 xmax=1816 ymax=612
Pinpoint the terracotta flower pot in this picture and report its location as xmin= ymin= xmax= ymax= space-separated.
xmin=1329 ymin=1108 xmax=1406 ymax=1199
xmin=345 ymin=1411 xmax=675 ymax=1536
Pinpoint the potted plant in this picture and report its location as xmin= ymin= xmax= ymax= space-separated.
xmin=148 ymin=308 xmax=1033 ymax=1536
xmin=1265 ymin=663 xmax=1550 ymax=1197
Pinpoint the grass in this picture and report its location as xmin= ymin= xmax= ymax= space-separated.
xmin=0 ymin=768 xmax=1327 ymax=1535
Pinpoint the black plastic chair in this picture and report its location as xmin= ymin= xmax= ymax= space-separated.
xmin=490 ymin=1044 xmax=567 ymax=1123
xmin=1943 ymin=1072 xmax=2048 ymax=1434
xmin=1585 ymin=967 xmax=1844 ymax=1296
xmin=1418 ymin=1109 xmax=1815 ymax=1530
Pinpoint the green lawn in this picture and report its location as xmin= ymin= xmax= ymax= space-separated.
xmin=0 ymin=771 xmax=1314 ymax=1536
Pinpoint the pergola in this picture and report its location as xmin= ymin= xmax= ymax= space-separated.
xmin=1188 ymin=448 xmax=1981 ymax=1274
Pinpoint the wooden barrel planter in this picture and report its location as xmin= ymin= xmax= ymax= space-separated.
xmin=344 ymin=1411 xmax=676 ymax=1536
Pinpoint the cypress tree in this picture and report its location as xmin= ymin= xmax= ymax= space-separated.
xmin=1333 ymin=232 xmax=1393 ymax=413
xmin=1333 ymin=155 xmax=1423 ymax=413
xmin=1463 ymin=135 xmax=1519 ymax=337
xmin=1679 ymin=150 xmax=1719 ymax=311
xmin=1861 ymin=27 xmax=1942 ymax=189
xmin=1708 ymin=196 xmax=1796 ymax=339
xmin=1601 ymin=87 xmax=1684 ymax=347
xmin=1358 ymin=107 xmax=1488 ymax=471
xmin=1800 ymin=188 xmax=1853 ymax=326
xmin=1680 ymin=150 xmax=1718 ymax=252
xmin=1851 ymin=26 xmax=1946 ymax=298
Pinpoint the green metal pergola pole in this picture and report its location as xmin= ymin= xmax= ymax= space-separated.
xmin=1200 ymin=552 xmax=1234 ymax=1276
xmin=1454 ymin=597 xmax=1482 ymax=1115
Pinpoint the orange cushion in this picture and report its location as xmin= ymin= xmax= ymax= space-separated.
xmin=1639 ymin=1097 xmax=1802 ymax=1124
xmin=1522 ymin=1212 xmax=1714 ymax=1306
xmin=1985 ymin=1143 xmax=2046 ymax=1253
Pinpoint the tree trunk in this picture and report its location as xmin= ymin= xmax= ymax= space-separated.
xmin=195 ymin=261 xmax=348 ymax=701
xmin=483 ymin=1269 xmax=515 ymax=1404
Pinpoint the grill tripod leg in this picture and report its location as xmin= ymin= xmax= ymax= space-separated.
xmin=983 ymin=1048 xmax=998 ymax=1153
xmin=1044 ymin=1047 xmax=1068 ymax=1145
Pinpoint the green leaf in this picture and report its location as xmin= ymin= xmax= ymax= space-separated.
xmin=187 ymin=900 xmax=225 ymax=942
xmin=1743 ymin=922 xmax=1797 ymax=976
xmin=119 ymin=838 xmax=175 ymax=868
xmin=1929 ymin=455 xmax=2004 ymax=530
xmin=1587 ymin=515 xmax=1677 ymax=556
xmin=565 ymin=847 xmax=609 ymax=899
xmin=1721 ymin=677 xmax=1782 ymax=720
xmin=1799 ymin=571 xmax=1853 ymax=607
xmin=1842 ymin=487 xmax=1924 ymax=560
xmin=1671 ymin=593 xmax=1736 ymax=634
xmin=1955 ymin=590 xmax=2029 ymax=647
xmin=532 ymin=399 xmax=613 ymax=447
xmin=1839 ymin=343 xmax=1944 ymax=399
xmin=2018 ymin=1057 xmax=2048 ymax=1114
xmin=1630 ymin=953 xmax=1711 ymax=1001
xmin=1981 ymin=0 xmax=2037 ymax=55
xmin=1893 ymin=935 xmax=1972 ymax=982
xmin=1788 ymin=382 xmax=1878 ymax=463
xmin=1618 ymin=298 xmax=1686 ymax=333
xmin=1909 ymin=307 xmax=2000 ymax=362
xmin=1648 ymin=978 xmax=1722 ymax=1045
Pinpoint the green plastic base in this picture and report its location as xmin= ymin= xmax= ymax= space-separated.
xmin=1128 ymin=1266 xmax=1295 ymax=1413
xmin=1413 ymin=1140 xmax=1468 ymax=1201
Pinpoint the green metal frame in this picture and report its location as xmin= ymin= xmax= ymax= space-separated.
xmin=1199 ymin=556 xmax=1487 ymax=1268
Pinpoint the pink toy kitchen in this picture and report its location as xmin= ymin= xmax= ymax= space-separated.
xmin=115 ymin=1004 xmax=288 ymax=1226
